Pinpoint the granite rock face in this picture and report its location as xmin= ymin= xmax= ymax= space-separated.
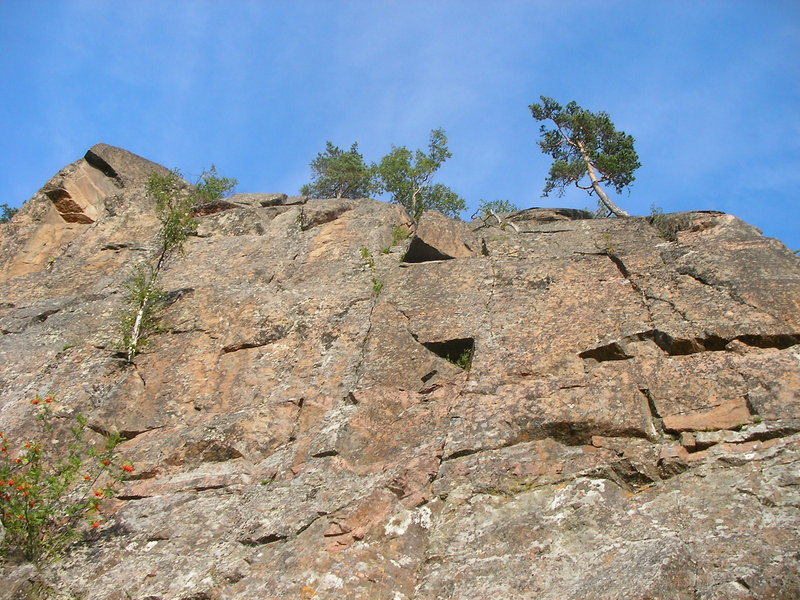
xmin=1 ymin=145 xmax=799 ymax=599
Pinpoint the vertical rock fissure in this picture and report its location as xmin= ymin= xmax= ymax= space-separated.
xmin=483 ymin=259 xmax=498 ymax=346
xmin=605 ymin=252 xmax=658 ymax=329
xmin=639 ymin=388 xmax=667 ymax=440
xmin=353 ymin=297 xmax=380 ymax=389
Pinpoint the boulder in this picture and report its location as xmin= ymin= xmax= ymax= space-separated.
xmin=403 ymin=209 xmax=481 ymax=262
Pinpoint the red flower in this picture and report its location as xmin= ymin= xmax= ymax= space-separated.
xmin=84 ymin=475 xmax=92 ymax=481
xmin=102 ymin=460 xmax=111 ymax=467
xmin=122 ymin=464 xmax=135 ymax=473
xmin=44 ymin=397 xmax=53 ymax=403
xmin=94 ymin=490 xmax=104 ymax=497
xmin=92 ymin=521 xmax=100 ymax=528
xmin=15 ymin=458 xmax=22 ymax=464
xmin=31 ymin=399 xmax=40 ymax=405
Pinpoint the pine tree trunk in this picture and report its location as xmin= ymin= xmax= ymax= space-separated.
xmin=590 ymin=179 xmax=631 ymax=218
xmin=578 ymin=142 xmax=631 ymax=217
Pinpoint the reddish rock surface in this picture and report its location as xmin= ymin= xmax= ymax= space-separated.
xmin=1 ymin=145 xmax=799 ymax=599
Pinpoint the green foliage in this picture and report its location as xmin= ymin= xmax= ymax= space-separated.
xmin=647 ymin=204 xmax=692 ymax=241
xmin=382 ymin=225 xmax=411 ymax=254
xmin=147 ymin=169 xmax=194 ymax=256
xmin=193 ymin=165 xmax=238 ymax=205
xmin=359 ymin=246 xmax=374 ymax=267
xmin=359 ymin=247 xmax=383 ymax=295
xmin=392 ymin=224 xmax=411 ymax=245
xmin=147 ymin=166 xmax=236 ymax=257
xmin=371 ymin=278 xmax=383 ymax=295
xmin=301 ymin=142 xmax=377 ymax=199
xmin=0 ymin=397 xmax=129 ymax=564
xmin=374 ymin=129 xmax=466 ymax=219
xmin=601 ymin=233 xmax=616 ymax=254
xmin=477 ymin=199 xmax=520 ymax=218
xmin=118 ymin=265 xmax=164 ymax=360
xmin=120 ymin=165 xmax=235 ymax=362
xmin=530 ymin=96 xmax=640 ymax=216
xmin=0 ymin=203 xmax=18 ymax=223
xmin=454 ymin=347 xmax=473 ymax=370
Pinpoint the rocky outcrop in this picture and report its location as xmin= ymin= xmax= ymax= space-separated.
xmin=1 ymin=145 xmax=799 ymax=599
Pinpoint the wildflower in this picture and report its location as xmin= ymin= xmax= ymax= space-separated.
xmin=31 ymin=398 xmax=40 ymax=405
xmin=24 ymin=443 xmax=33 ymax=448
xmin=84 ymin=474 xmax=92 ymax=481
xmin=122 ymin=464 xmax=135 ymax=473
xmin=18 ymin=514 xmax=25 ymax=520
xmin=94 ymin=490 xmax=104 ymax=497
xmin=44 ymin=397 xmax=53 ymax=403
xmin=92 ymin=521 xmax=100 ymax=528
xmin=102 ymin=460 xmax=111 ymax=466
xmin=15 ymin=458 xmax=22 ymax=464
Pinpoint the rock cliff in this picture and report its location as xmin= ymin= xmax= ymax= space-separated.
xmin=1 ymin=144 xmax=799 ymax=599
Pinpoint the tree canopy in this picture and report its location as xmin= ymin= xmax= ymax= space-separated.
xmin=146 ymin=166 xmax=237 ymax=260
xmin=475 ymin=199 xmax=520 ymax=218
xmin=374 ymin=128 xmax=465 ymax=219
xmin=530 ymin=96 xmax=640 ymax=217
xmin=0 ymin=203 xmax=18 ymax=223
xmin=300 ymin=142 xmax=377 ymax=199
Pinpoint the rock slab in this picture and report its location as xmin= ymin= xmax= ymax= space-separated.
xmin=0 ymin=145 xmax=799 ymax=599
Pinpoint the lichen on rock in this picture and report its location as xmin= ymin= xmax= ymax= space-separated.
xmin=1 ymin=145 xmax=799 ymax=599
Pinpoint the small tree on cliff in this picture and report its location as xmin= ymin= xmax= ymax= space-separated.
xmin=301 ymin=142 xmax=377 ymax=199
xmin=530 ymin=96 xmax=640 ymax=217
xmin=120 ymin=166 xmax=236 ymax=362
xmin=374 ymin=128 xmax=465 ymax=219
xmin=0 ymin=203 xmax=18 ymax=223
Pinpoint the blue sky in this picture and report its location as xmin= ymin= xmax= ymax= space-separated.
xmin=1 ymin=1 xmax=798 ymax=249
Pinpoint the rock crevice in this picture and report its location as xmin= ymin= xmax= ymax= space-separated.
xmin=1 ymin=146 xmax=799 ymax=599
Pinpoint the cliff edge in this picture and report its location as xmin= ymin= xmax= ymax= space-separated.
xmin=1 ymin=145 xmax=799 ymax=599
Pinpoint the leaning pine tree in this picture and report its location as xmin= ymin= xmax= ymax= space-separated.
xmin=529 ymin=96 xmax=640 ymax=217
